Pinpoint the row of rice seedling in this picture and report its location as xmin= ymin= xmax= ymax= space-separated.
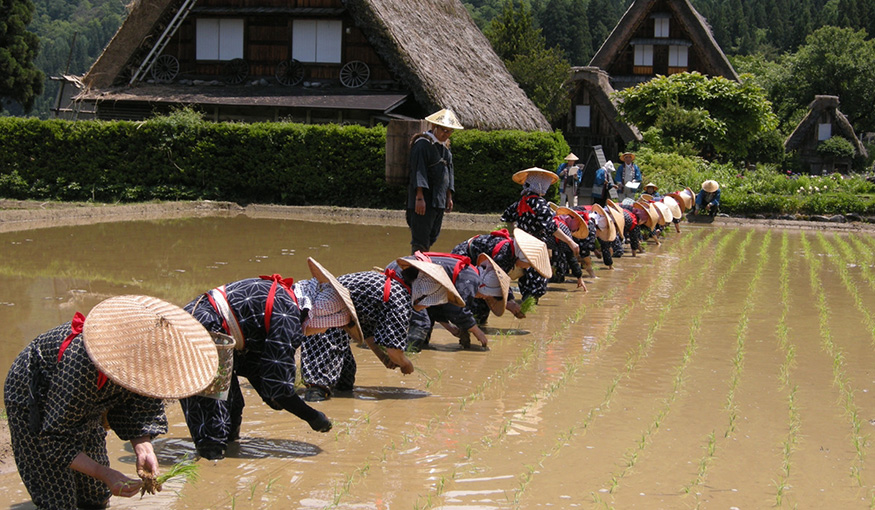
xmin=800 ymin=233 xmax=869 ymax=489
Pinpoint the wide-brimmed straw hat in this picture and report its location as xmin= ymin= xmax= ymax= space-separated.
xmin=307 ymin=257 xmax=364 ymax=342
xmin=652 ymin=201 xmax=671 ymax=225
xmin=665 ymin=192 xmax=689 ymax=211
xmin=82 ymin=295 xmax=218 ymax=399
xmin=591 ymin=204 xmax=617 ymax=242
xmin=513 ymin=228 xmax=552 ymax=279
xmin=661 ymin=196 xmax=683 ymax=220
xmin=548 ymin=201 xmax=558 ymax=212
xmin=702 ymin=180 xmax=720 ymax=193
xmin=395 ymin=258 xmax=465 ymax=307
xmin=512 ymin=167 xmax=560 ymax=186
xmin=605 ymin=199 xmax=625 ymax=236
xmin=564 ymin=152 xmax=579 ymax=161
xmin=555 ymin=206 xmax=589 ymax=239
xmin=424 ymin=109 xmax=464 ymax=130
xmin=621 ymin=152 xmax=636 ymax=161
xmin=476 ymin=254 xmax=510 ymax=316
xmin=640 ymin=193 xmax=653 ymax=202
xmin=643 ymin=182 xmax=659 ymax=191
xmin=633 ymin=201 xmax=658 ymax=229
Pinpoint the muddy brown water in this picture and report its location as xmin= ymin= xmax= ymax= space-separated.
xmin=2 ymin=209 xmax=875 ymax=509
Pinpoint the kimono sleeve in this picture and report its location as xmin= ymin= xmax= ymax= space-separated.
xmin=106 ymin=394 xmax=167 ymax=441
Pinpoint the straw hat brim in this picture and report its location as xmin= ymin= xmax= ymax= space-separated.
xmin=395 ymin=258 xmax=465 ymax=307
xmin=592 ymin=204 xmax=617 ymax=242
xmin=702 ymin=180 xmax=720 ymax=193
xmin=512 ymin=168 xmax=560 ymax=186
xmin=82 ymin=295 xmax=218 ymax=400
xmin=640 ymin=193 xmax=653 ymax=202
xmin=555 ymin=206 xmax=589 ymax=239
xmin=661 ymin=196 xmax=683 ymax=219
xmin=605 ymin=200 xmax=625 ymax=235
xmin=307 ymin=257 xmax=364 ymax=343
xmin=424 ymin=108 xmax=464 ymax=130
xmin=548 ymin=202 xmax=558 ymax=212
xmin=633 ymin=201 xmax=658 ymax=229
xmin=621 ymin=152 xmax=636 ymax=161
xmin=666 ymin=192 xmax=689 ymax=211
xmin=652 ymin=201 xmax=671 ymax=225
xmin=476 ymin=254 xmax=510 ymax=316
xmin=512 ymin=228 xmax=552 ymax=279
xmin=565 ymin=153 xmax=579 ymax=161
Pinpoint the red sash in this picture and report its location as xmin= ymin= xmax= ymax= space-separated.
xmin=419 ymin=252 xmax=472 ymax=283
xmin=382 ymin=269 xmax=410 ymax=303
xmin=517 ymin=194 xmax=540 ymax=216
xmin=57 ymin=312 xmax=107 ymax=389
xmin=259 ymin=274 xmax=297 ymax=333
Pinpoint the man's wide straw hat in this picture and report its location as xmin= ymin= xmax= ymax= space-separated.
xmin=564 ymin=152 xmax=579 ymax=161
xmin=592 ymin=204 xmax=617 ymax=242
xmin=82 ymin=295 xmax=218 ymax=400
xmin=702 ymin=180 xmax=720 ymax=193
xmin=476 ymin=254 xmax=511 ymax=316
xmin=425 ymin=109 xmax=464 ymax=130
xmin=633 ymin=201 xmax=658 ymax=230
xmin=512 ymin=167 xmax=560 ymax=186
xmin=513 ymin=228 xmax=552 ymax=279
xmin=395 ymin=258 xmax=465 ymax=307
xmin=621 ymin=152 xmax=636 ymax=161
xmin=555 ymin=206 xmax=589 ymax=239
xmin=307 ymin=257 xmax=364 ymax=342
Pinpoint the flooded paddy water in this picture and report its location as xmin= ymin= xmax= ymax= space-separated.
xmin=2 ymin=207 xmax=875 ymax=509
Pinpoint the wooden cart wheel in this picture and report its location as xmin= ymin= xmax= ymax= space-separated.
xmin=275 ymin=59 xmax=304 ymax=86
xmin=339 ymin=60 xmax=370 ymax=88
xmin=151 ymin=55 xmax=179 ymax=82
xmin=223 ymin=59 xmax=249 ymax=84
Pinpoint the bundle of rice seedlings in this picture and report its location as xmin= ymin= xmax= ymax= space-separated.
xmin=139 ymin=460 xmax=199 ymax=496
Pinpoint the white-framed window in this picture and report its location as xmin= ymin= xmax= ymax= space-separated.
xmin=818 ymin=123 xmax=832 ymax=141
xmin=669 ymin=45 xmax=688 ymax=67
xmin=196 ymin=18 xmax=244 ymax=60
xmin=655 ymin=18 xmax=670 ymax=38
xmin=634 ymin=45 xmax=653 ymax=66
xmin=575 ymin=105 xmax=591 ymax=128
xmin=292 ymin=19 xmax=343 ymax=63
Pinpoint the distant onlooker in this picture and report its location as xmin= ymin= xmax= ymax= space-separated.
xmin=556 ymin=153 xmax=579 ymax=207
xmin=615 ymin=151 xmax=642 ymax=201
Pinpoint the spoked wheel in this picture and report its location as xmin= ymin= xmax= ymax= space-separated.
xmin=223 ymin=59 xmax=249 ymax=84
xmin=339 ymin=60 xmax=370 ymax=88
xmin=151 ymin=54 xmax=179 ymax=82
xmin=275 ymin=59 xmax=304 ymax=86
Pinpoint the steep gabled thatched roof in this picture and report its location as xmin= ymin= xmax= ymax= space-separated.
xmin=81 ymin=0 xmax=551 ymax=131
xmin=570 ymin=66 xmax=642 ymax=143
xmin=785 ymin=95 xmax=867 ymax=157
xmin=590 ymin=0 xmax=738 ymax=82
xmin=342 ymin=0 xmax=550 ymax=131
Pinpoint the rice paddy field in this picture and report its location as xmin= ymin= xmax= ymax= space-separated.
xmin=2 ymin=212 xmax=875 ymax=509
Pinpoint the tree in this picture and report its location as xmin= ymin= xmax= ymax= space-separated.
xmin=0 ymin=0 xmax=44 ymax=113
xmin=613 ymin=72 xmax=779 ymax=161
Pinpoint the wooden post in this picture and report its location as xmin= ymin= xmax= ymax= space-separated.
xmin=386 ymin=119 xmax=428 ymax=186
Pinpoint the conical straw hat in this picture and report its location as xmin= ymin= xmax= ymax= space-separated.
xmin=307 ymin=257 xmax=364 ymax=343
xmin=666 ymin=192 xmax=689 ymax=211
xmin=661 ymin=196 xmax=683 ymax=219
xmin=678 ymin=187 xmax=695 ymax=209
xmin=424 ymin=108 xmax=464 ymax=130
xmin=605 ymin=199 xmax=625 ymax=236
xmin=564 ymin=152 xmax=579 ymax=161
xmin=633 ymin=201 xmax=658 ymax=229
xmin=639 ymin=193 xmax=653 ymax=202
xmin=512 ymin=228 xmax=552 ymax=279
xmin=652 ymin=201 xmax=671 ymax=225
xmin=555 ymin=206 xmax=589 ymax=239
xmin=702 ymin=180 xmax=720 ymax=193
xmin=476 ymin=254 xmax=511 ymax=316
xmin=548 ymin=201 xmax=558 ymax=212
xmin=395 ymin=258 xmax=465 ymax=307
xmin=82 ymin=295 xmax=218 ymax=400
xmin=512 ymin=167 xmax=559 ymax=186
xmin=592 ymin=204 xmax=617 ymax=242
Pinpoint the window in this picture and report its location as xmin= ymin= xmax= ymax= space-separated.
xmin=634 ymin=45 xmax=653 ymax=66
xmin=293 ymin=20 xmax=343 ymax=63
xmin=575 ymin=105 xmax=591 ymax=128
xmin=196 ymin=19 xmax=244 ymax=60
xmin=669 ymin=45 xmax=688 ymax=67
xmin=818 ymin=123 xmax=832 ymax=141
xmin=654 ymin=18 xmax=670 ymax=38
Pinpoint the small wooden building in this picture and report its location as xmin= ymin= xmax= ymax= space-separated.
xmin=73 ymin=0 xmax=550 ymax=131
xmin=561 ymin=67 xmax=642 ymax=162
xmin=784 ymin=95 xmax=867 ymax=174
xmin=589 ymin=0 xmax=739 ymax=91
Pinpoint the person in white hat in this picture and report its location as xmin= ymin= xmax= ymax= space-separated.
xmin=407 ymin=108 xmax=464 ymax=254
xmin=4 ymin=295 xmax=218 ymax=508
xmin=450 ymin=227 xmax=551 ymax=323
xmin=300 ymin=259 xmax=463 ymax=401
xmin=695 ymin=180 xmax=721 ymax=217
xmin=556 ymin=153 xmax=579 ymax=207
xmin=180 ymin=259 xmax=359 ymax=459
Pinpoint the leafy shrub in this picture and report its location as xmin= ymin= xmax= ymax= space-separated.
xmin=817 ymin=136 xmax=856 ymax=160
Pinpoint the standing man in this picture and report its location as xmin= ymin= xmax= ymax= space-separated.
xmin=556 ymin=153 xmax=579 ymax=207
xmin=407 ymin=108 xmax=464 ymax=254
xmin=615 ymin=151 xmax=642 ymax=202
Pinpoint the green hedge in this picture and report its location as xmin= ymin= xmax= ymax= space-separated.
xmin=0 ymin=116 xmax=568 ymax=214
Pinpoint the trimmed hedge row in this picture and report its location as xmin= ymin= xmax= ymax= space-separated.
xmin=0 ymin=116 xmax=569 ymax=214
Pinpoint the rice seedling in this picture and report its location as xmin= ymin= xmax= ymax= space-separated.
xmin=137 ymin=459 xmax=199 ymax=497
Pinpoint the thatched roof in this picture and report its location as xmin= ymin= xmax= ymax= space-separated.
xmin=590 ymin=0 xmax=738 ymax=82
xmin=784 ymin=95 xmax=867 ymax=157
xmin=80 ymin=0 xmax=551 ymax=131
xmin=570 ymin=66 xmax=642 ymax=143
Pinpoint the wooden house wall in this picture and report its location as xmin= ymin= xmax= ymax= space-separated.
xmin=158 ymin=0 xmax=393 ymax=83
xmin=564 ymin=84 xmax=625 ymax=159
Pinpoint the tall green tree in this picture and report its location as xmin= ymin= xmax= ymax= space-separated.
xmin=0 ymin=0 xmax=44 ymax=113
